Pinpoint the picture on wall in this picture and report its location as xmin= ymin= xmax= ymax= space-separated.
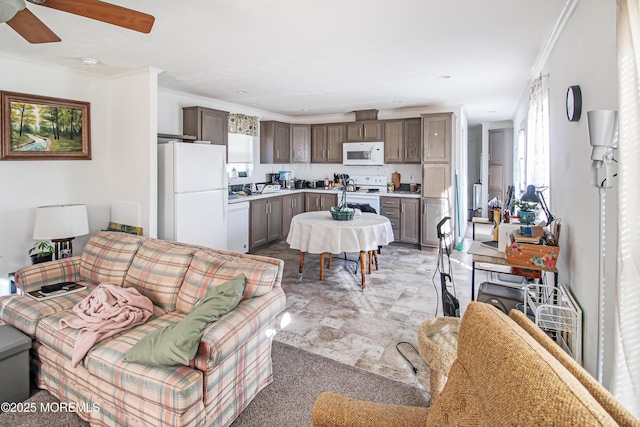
xmin=0 ymin=91 xmax=91 ymax=160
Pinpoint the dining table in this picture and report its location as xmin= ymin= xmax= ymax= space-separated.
xmin=286 ymin=210 xmax=394 ymax=290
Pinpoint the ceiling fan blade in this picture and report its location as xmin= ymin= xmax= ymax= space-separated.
xmin=6 ymin=8 xmax=61 ymax=43
xmin=36 ymin=0 xmax=155 ymax=33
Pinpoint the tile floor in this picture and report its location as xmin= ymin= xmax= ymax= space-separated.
xmin=252 ymin=223 xmax=496 ymax=391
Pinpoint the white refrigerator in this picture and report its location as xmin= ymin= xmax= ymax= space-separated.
xmin=158 ymin=142 xmax=228 ymax=250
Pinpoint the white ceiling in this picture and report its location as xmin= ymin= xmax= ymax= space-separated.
xmin=0 ymin=0 xmax=568 ymax=124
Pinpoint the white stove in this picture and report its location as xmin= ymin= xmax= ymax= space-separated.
xmin=344 ymin=175 xmax=387 ymax=214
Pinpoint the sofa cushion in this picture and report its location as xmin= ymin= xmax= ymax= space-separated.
xmin=82 ymin=312 xmax=204 ymax=412
xmin=0 ymin=285 xmax=93 ymax=337
xmin=125 ymin=274 xmax=245 ymax=366
xmin=80 ymin=231 xmax=145 ymax=286
xmin=123 ymin=240 xmax=194 ymax=312
xmin=176 ymin=250 xmax=280 ymax=313
xmin=427 ymin=302 xmax=617 ymax=426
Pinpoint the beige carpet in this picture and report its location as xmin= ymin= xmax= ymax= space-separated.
xmin=0 ymin=341 xmax=428 ymax=427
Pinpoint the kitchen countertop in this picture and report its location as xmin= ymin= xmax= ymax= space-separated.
xmin=228 ymin=188 xmax=421 ymax=204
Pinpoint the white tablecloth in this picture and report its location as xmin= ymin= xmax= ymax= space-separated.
xmin=286 ymin=211 xmax=394 ymax=254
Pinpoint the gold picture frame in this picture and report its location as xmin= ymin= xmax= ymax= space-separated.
xmin=1 ymin=91 xmax=91 ymax=160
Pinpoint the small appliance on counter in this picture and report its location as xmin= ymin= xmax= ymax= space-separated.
xmin=266 ymin=173 xmax=281 ymax=187
xmin=294 ymin=180 xmax=306 ymax=189
xmin=261 ymin=184 xmax=281 ymax=194
xmin=280 ymin=171 xmax=293 ymax=189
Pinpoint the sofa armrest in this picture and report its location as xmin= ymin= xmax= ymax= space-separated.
xmin=193 ymin=286 xmax=286 ymax=371
xmin=311 ymin=392 xmax=430 ymax=427
xmin=14 ymin=257 xmax=82 ymax=294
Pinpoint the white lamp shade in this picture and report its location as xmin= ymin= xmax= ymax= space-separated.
xmin=33 ymin=204 xmax=89 ymax=240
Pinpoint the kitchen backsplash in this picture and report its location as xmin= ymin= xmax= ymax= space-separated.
xmin=228 ymin=162 xmax=422 ymax=187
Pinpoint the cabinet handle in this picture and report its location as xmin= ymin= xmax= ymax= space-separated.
xmin=277 ymin=149 xmax=280 ymax=158
xmin=359 ymin=128 xmax=363 ymax=137
xmin=398 ymin=148 xmax=401 ymax=157
xmin=405 ymin=149 xmax=407 ymax=158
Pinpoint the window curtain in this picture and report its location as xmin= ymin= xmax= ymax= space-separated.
xmin=228 ymin=113 xmax=259 ymax=137
xmin=612 ymin=0 xmax=640 ymax=417
xmin=526 ymin=76 xmax=550 ymax=200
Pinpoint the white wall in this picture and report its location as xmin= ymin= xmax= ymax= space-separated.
xmin=0 ymin=56 xmax=163 ymax=289
xmin=512 ymin=0 xmax=618 ymax=384
xmin=109 ymin=68 xmax=162 ymax=237
xmin=0 ymin=55 xmax=112 ymax=285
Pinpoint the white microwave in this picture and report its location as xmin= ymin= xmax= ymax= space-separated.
xmin=342 ymin=142 xmax=384 ymax=166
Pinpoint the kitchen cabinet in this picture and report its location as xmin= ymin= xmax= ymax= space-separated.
xmin=421 ymin=197 xmax=451 ymax=247
xmin=421 ymin=112 xmax=455 ymax=249
xmin=380 ymin=197 xmax=419 ymax=244
xmin=290 ymin=124 xmax=311 ymax=163
xmin=384 ymin=119 xmax=421 ymax=164
xmin=346 ymin=121 xmax=383 ymax=142
xmin=260 ymin=121 xmax=291 ymax=164
xmin=282 ymin=193 xmax=304 ymax=236
xmin=249 ymin=196 xmax=282 ymax=250
xmin=304 ymin=193 xmax=337 ymax=212
xmin=182 ymin=106 xmax=229 ymax=146
xmin=422 ymin=163 xmax=451 ymax=199
xmin=311 ymin=124 xmax=344 ymax=163
xmin=422 ymin=114 xmax=451 ymax=162
xmin=400 ymin=198 xmax=420 ymax=244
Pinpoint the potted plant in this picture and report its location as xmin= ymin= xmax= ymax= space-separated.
xmin=512 ymin=200 xmax=537 ymax=224
xmin=28 ymin=241 xmax=54 ymax=264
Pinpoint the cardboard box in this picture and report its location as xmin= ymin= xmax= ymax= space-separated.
xmin=505 ymin=241 xmax=559 ymax=271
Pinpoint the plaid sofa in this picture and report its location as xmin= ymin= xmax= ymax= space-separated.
xmin=0 ymin=231 xmax=286 ymax=427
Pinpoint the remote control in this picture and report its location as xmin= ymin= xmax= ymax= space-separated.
xmin=41 ymin=283 xmax=63 ymax=293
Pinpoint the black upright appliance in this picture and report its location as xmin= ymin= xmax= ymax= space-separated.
xmin=436 ymin=217 xmax=460 ymax=317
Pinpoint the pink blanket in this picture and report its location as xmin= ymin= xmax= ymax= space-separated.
xmin=59 ymin=283 xmax=153 ymax=367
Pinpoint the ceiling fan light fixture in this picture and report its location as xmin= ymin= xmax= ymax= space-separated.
xmin=81 ymin=57 xmax=99 ymax=66
xmin=0 ymin=0 xmax=25 ymax=24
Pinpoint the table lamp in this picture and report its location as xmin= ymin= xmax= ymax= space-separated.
xmin=520 ymin=185 xmax=554 ymax=225
xmin=33 ymin=204 xmax=89 ymax=259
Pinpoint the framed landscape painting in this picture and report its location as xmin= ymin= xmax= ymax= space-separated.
xmin=1 ymin=91 xmax=91 ymax=160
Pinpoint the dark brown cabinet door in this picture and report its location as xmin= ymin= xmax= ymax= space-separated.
xmin=312 ymin=124 xmax=343 ymax=163
xmin=422 ymin=114 xmax=451 ymax=162
xmin=291 ymin=125 xmax=311 ymax=163
xmin=320 ymin=194 xmax=337 ymax=210
xmin=404 ymin=119 xmax=421 ymax=163
xmin=400 ymin=198 xmax=420 ymax=244
xmin=250 ymin=199 xmax=269 ymax=249
xmin=250 ymin=196 xmax=282 ymax=250
xmin=266 ymin=197 xmax=282 ymax=242
xmin=347 ymin=122 xmax=383 ymax=142
xmin=182 ymin=106 xmax=229 ymax=146
xmin=311 ymin=125 xmax=327 ymax=163
xmin=305 ymin=193 xmax=321 ymax=211
xmin=421 ymin=197 xmax=451 ymax=247
xmin=384 ymin=121 xmax=404 ymax=163
xmin=282 ymin=194 xmax=304 ymax=236
xmin=261 ymin=121 xmax=291 ymax=164
xmin=326 ymin=124 xmax=344 ymax=163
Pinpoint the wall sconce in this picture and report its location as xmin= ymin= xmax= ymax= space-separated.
xmin=33 ymin=204 xmax=89 ymax=259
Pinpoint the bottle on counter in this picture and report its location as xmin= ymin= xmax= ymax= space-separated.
xmin=387 ymin=182 xmax=395 ymax=192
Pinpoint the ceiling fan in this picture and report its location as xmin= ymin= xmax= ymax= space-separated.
xmin=0 ymin=0 xmax=155 ymax=44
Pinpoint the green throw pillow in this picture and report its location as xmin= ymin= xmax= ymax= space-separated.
xmin=124 ymin=274 xmax=245 ymax=366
